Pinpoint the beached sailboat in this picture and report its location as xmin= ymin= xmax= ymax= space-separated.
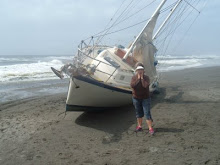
xmin=51 ymin=0 xmax=204 ymax=111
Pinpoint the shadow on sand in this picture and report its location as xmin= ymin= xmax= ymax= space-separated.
xmin=75 ymin=105 xmax=135 ymax=143
xmin=75 ymin=87 xmax=185 ymax=143
xmin=155 ymin=127 xmax=184 ymax=133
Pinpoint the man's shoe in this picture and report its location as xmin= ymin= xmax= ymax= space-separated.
xmin=149 ymin=128 xmax=155 ymax=135
xmin=135 ymin=126 xmax=143 ymax=132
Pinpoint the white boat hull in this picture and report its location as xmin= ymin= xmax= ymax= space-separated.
xmin=66 ymin=76 xmax=132 ymax=111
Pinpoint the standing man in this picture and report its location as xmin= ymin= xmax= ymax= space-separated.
xmin=130 ymin=64 xmax=154 ymax=135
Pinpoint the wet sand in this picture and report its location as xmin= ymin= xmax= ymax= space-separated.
xmin=0 ymin=67 xmax=220 ymax=165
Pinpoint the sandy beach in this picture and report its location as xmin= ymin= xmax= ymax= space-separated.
xmin=0 ymin=66 xmax=219 ymax=165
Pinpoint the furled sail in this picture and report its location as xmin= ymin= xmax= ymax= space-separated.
xmin=123 ymin=0 xmax=167 ymax=83
xmin=133 ymin=12 xmax=159 ymax=82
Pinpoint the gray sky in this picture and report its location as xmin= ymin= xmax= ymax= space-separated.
xmin=0 ymin=0 xmax=219 ymax=56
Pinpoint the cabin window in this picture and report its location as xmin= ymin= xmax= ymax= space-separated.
xmin=104 ymin=56 xmax=120 ymax=68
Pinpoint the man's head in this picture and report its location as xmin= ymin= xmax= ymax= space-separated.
xmin=135 ymin=65 xmax=144 ymax=75
xmin=135 ymin=62 xmax=144 ymax=68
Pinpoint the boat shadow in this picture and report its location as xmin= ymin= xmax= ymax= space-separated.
xmin=75 ymin=105 xmax=136 ymax=144
xmin=155 ymin=127 xmax=184 ymax=133
xmin=75 ymin=85 xmax=217 ymax=142
xmin=75 ymin=88 xmax=169 ymax=143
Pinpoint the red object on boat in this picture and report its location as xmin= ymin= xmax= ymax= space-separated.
xmin=114 ymin=48 xmax=137 ymax=67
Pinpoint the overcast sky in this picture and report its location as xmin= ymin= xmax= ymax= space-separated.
xmin=0 ymin=0 xmax=219 ymax=56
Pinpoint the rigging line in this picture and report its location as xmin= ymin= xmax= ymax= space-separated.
xmin=88 ymin=0 xmax=195 ymax=49
xmin=93 ymin=17 xmax=151 ymax=39
xmin=88 ymin=0 xmax=135 ymax=51
xmin=161 ymin=12 xmax=182 ymax=56
xmin=155 ymin=1 xmax=190 ymax=68
xmin=168 ymin=0 xmax=201 ymax=32
xmin=160 ymin=0 xmax=179 ymax=12
xmin=155 ymin=1 xmax=191 ymax=43
xmin=155 ymin=0 xmax=179 ymax=33
xmin=84 ymin=0 xmax=171 ymax=42
xmin=200 ymin=0 xmax=208 ymax=12
xmin=155 ymin=0 xmax=190 ymax=39
xmin=110 ymin=0 xmax=136 ymax=26
xmin=156 ymin=13 xmax=181 ymax=49
xmin=155 ymin=1 xmax=181 ymax=30
xmin=172 ymin=13 xmax=200 ymax=53
xmin=94 ymin=2 xmax=180 ymax=42
xmin=100 ymin=0 xmax=128 ymax=38
xmin=116 ymin=0 xmax=145 ymax=23
xmin=92 ymin=0 xmax=156 ymax=39
xmin=158 ymin=13 xmax=180 ymax=59
xmin=157 ymin=0 xmax=199 ymax=75
xmin=86 ymin=0 xmax=170 ymax=42
xmin=85 ymin=0 xmax=176 ymax=43
xmin=82 ymin=0 xmax=132 ymax=41
xmin=95 ymin=0 xmax=136 ymax=44
xmin=172 ymin=0 xmax=207 ymax=52
xmin=94 ymin=0 xmax=173 ymax=39
xmin=156 ymin=0 xmax=192 ymax=41
xmin=184 ymin=0 xmax=200 ymax=13
xmin=157 ymin=11 xmax=196 ymax=75
xmin=115 ymin=0 xmax=156 ymax=26
xmin=110 ymin=0 xmax=128 ymax=22
xmin=156 ymin=0 xmax=199 ymax=70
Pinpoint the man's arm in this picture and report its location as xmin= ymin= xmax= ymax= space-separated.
xmin=130 ymin=75 xmax=140 ymax=88
xmin=141 ymin=75 xmax=150 ymax=88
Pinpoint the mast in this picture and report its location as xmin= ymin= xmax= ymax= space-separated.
xmin=122 ymin=0 xmax=167 ymax=61
xmin=153 ymin=0 xmax=183 ymax=40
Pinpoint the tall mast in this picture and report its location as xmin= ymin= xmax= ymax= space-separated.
xmin=153 ymin=0 xmax=183 ymax=40
xmin=122 ymin=0 xmax=167 ymax=61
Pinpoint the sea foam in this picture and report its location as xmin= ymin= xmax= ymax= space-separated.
xmin=0 ymin=56 xmax=71 ymax=83
xmin=157 ymin=54 xmax=220 ymax=72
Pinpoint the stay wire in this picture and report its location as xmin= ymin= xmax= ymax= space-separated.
xmin=184 ymin=0 xmax=200 ymax=13
xmin=93 ymin=2 xmax=180 ymax=41
xmin=155 ymin=1 xmax=191 ymax=73
xmin=83 ymin=0 xmax=171 ymax=42
xmin=83 ymin=0 xmax=127 ymax=41
xmin=164 ymin=0 xmax=200 ymax=41
xmin=95 ymin=0 xmax=136 ymax=45
xmin=154 ymin=0 xmax=189 ymax=42
xmin=92 ymin=0 xmax=156 ymax=39
xmin=155 ymin=0 xmax=193 ymax=45
xmin=156 ymin=0 xmax=201 ymax=74
xmin=114 ymin=0 xmax=145 ymax=25
xmin=99 ymin=0 xmax=128 ymax=40
xmin=171 ymin=0 xmax=207 ymax=52
xmin=96 ymin=1 xmax=181 ymax=42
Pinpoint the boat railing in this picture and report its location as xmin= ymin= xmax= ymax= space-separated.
xmin=77 ymin=48 xmax=119 ymax=83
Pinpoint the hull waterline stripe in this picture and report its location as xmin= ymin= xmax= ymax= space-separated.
xmin=74 ymin=76 xmax=132 ymax=94
xmin=66 ymin=104 xmax=122 ymax=111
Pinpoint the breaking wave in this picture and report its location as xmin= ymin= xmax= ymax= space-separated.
xmin=157 ymin=54 xmax=220 ymax=72
xmin=0 ymin=56 xmax=71 ymax=83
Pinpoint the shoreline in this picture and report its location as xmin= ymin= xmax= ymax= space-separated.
xmin=0 ymin=78 xmax=69 ymax=104
xmin=1 ymin=66 xmax=219 ymax=106
xmin=0 ymin=66 xmax=220 ymax=165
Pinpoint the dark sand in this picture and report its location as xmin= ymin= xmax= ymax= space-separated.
xmin=0 ymin=67 xmax=220 ymax=165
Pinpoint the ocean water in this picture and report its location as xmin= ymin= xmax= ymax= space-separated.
xmin=0 ymin=54 xmax=219 ymax=104
xmin=157 ymin=54 xmax=220 ymax=72
xmin=0 ymin=55 xmax=72 ymax=104
xmin=0 ymin=55 xmax=72 ymax=83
